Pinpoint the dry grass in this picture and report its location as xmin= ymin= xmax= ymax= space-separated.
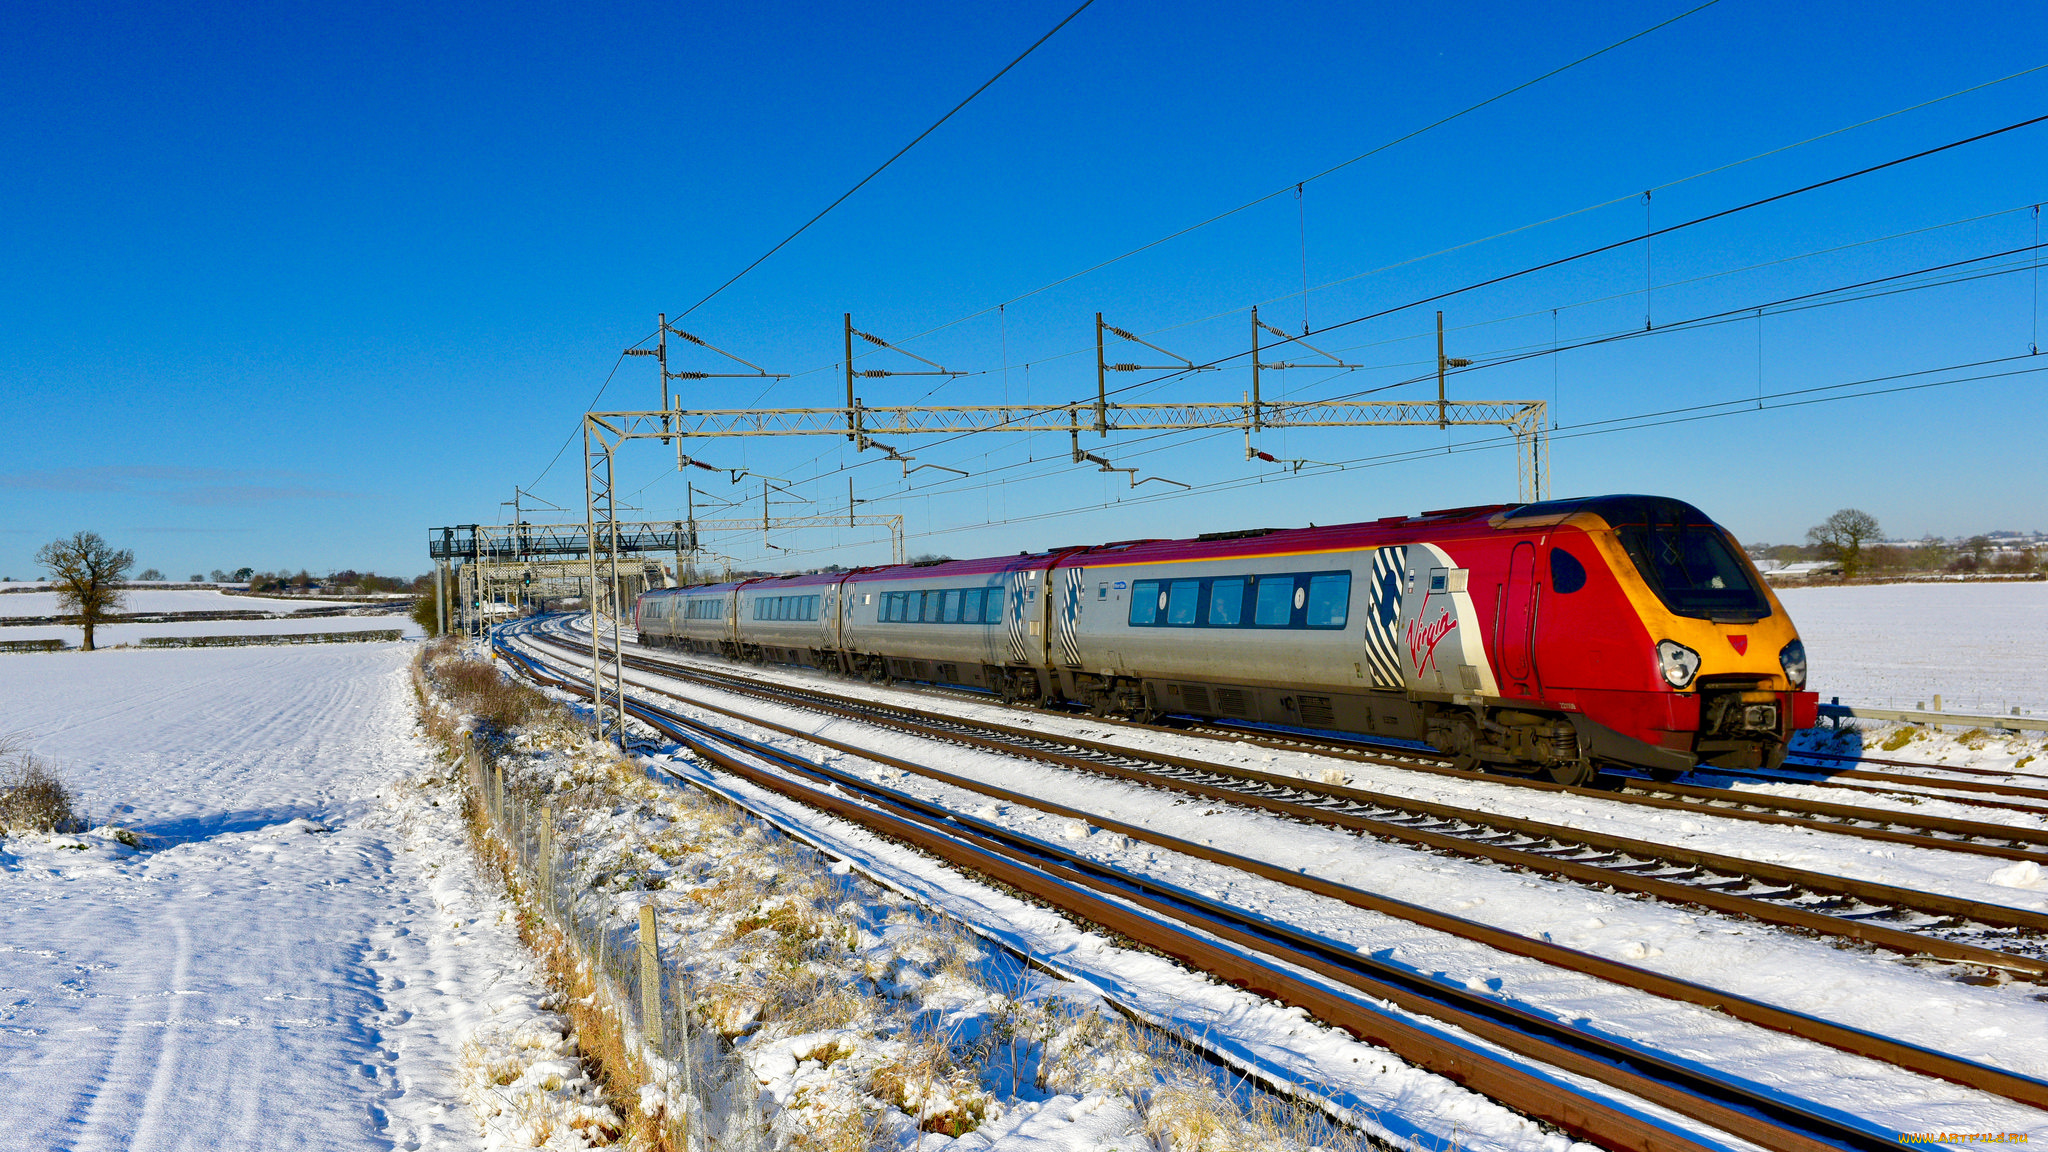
xmin=459 ymin=760 xmax=674 ymax=1150
xmin=418 ymin=637 xmax=560 ymax=739
xmin=1879 ymin=726 xmax=1921 ymax=752
xmin=415 ymin=645 xmax=678 ymax=1151
xmin=0 ymin=745 xmax=83 ymax=834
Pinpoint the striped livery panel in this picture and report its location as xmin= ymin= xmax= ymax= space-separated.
xmin=1005 ymin=572 xmax=1030 ymax=663
xmin=1056 ymin=568 xmax=1084 ymax=667
xmin=1362 ymin=546 xmax=1407 ymax=689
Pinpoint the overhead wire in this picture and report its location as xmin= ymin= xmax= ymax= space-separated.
xmin=896 ymin=55 xmax=2048 ymax=392
xmin=811 ymin=354 xmax=2048 ymax=558
xmin=743 ymin=120 xmax=2048 ymax=503
xmin=672 ymin=1 xmax=1097 ymax=326
xmin=753 ymin=242 xmax=2048 ymax=516
xmin=635 ymin=212 xmax=2048 ymax=534
xmin=531 ymin=62 xmax=2046 ymax=506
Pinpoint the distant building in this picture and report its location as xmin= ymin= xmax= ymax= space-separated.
xmin=1764 ymin=560 xmax=1841 ymax=581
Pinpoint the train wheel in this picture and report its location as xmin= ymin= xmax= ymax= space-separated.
xmin=1546 ymin=759 xmax=1599 ymax=788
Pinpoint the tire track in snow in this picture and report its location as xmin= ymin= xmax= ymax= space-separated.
xmin=0 ymin=645 xmax=490 ymax=1152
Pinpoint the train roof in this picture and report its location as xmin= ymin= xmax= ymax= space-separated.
xmin=647 ymin=581 xmax=743 ymax=596
xmin=645 ymin=496 xmax=1706 ymax=590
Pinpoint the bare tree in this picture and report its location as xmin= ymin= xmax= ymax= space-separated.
xmin=36 ymin=531 xmax=133 ymax=650
xmin=1804 ymin=508 xmax=1882 ymax=580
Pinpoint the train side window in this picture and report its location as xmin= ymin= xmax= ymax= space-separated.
xmin=1097 ymin=583 xmax=1107 ymax=600
xmin=921 ymin=592 xmax=942 ymax=623
xmin=986 ymin=588 xmax=1004 ymax=622
xmin=1166 ymin=580 xmax=1200 ymax=625
xmin=941 ymin=589 xmax=962 ymax=623
xmin=1252 ymin=577 xmax=1294 ymax=626
xmin=1305 ymin=572 xmax=1350 ymax=628
xmin=961 ymin=590 xmax=982 ymax=624
xmin=1129 ymin=580 xmax=1160 ymax=625
xmin=1550 ymin=548 xmax=1587 ymax=594
xmin=881 ymin=593 xmax=899 ymax=622
xmin=1208 ymin=577 xmax=1245 ymax=626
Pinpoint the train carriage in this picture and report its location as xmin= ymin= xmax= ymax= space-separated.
xmin=733 ymin=572 xmax=844 ymax=669
xmin=636 ymin=581 xmax=741 ymax=656
xmin=840 ymin=552 xmax=1066 ymax=699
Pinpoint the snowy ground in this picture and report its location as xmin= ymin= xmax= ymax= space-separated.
xmin=0 ymin=586 xmax=419 ymax=645
xmin=0 ymin=642 xmax=513 ymax=1151
xmin=0 ymin=588 xmax=370 ymax=616
xmin=1778 ymin=581 xmax=2048 ymax=715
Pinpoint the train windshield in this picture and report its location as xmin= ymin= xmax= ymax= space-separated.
xmin=1617 ymin=522 xmax=1770 ymax=622
xmin=1509 ymin=495 xmax=1771 ymax=622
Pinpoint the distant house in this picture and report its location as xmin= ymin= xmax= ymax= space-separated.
xmin=1765 ymin=560 xmax=1842 ymax=581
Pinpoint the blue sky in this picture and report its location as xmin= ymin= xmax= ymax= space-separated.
xmin=4 ymin=0 xmax=2045 ymax=578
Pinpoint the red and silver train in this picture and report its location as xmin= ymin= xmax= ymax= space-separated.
xmin=634 ymin=494 xmax=1817 ymax=784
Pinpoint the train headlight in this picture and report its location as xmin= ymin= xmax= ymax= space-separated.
xmin=1779 ymin=639 xmax=1808 ymax=690
xmin=1656 ymin=639 xmax=1701 ymax=689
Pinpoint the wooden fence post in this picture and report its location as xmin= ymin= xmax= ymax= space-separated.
xmin=539 ymin=804 xmax=555 ymax=904
xmin=639 ymin=903 xmax=665 ymax=1051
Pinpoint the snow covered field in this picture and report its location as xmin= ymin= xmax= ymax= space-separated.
xmin=0 ymin=586 xmax=420 ymax=645
xmin=0 ymin=587 xmax=370 ymax=616
xmin=1778 ymin=581 xmax=2048 ymax=715
xmin=0 ymin=642 xmax=513 ymax=1151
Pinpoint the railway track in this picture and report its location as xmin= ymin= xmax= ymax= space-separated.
xmin=499 ymin=625 xmax=2048 ymax=1152
xmin=528 ymin=622 xmax=2048 ymax=977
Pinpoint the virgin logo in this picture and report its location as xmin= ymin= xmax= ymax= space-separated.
xmin=1407 ymin=593 xmax=1458 ymax=674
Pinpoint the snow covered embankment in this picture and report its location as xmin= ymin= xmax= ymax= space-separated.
xmin=419 ymin=640 xmax=1349 ymax=1152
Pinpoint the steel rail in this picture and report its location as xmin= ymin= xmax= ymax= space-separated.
xmin=501 ymin=632 xmax=2048 ymax=1112
xmin=497 ymin=635 xmax=1902 ymax=1152
xmin=1179 ymin=718 xmax=2048 ymax=813
xmin=1787 ymin=748 xmax=2046 ymax=778
xmin=1102 ymin=711 xmax=2048 ymax=855
xmin=1775 ymin=753 xmax=2048 ymax=793
xmin=520 ymin=626 xmax=2048 ymax=972
xmin=1692 ymin=764 xmax=2048 ymax=815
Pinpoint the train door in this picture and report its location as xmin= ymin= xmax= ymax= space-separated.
xmin=1054 ymin=567 xmax=1084 ymax=669
xmin=1002 ymin=569 xmax=1035 ymax=664
xmin=981 ymin=582 xmax=1004 ymax=667
xmin=1496 ymin=541 xmax=1541 ymax=696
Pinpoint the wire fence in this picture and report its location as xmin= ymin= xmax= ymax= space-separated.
xmin=459 ymin=733 xmax=766 ymax=1152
